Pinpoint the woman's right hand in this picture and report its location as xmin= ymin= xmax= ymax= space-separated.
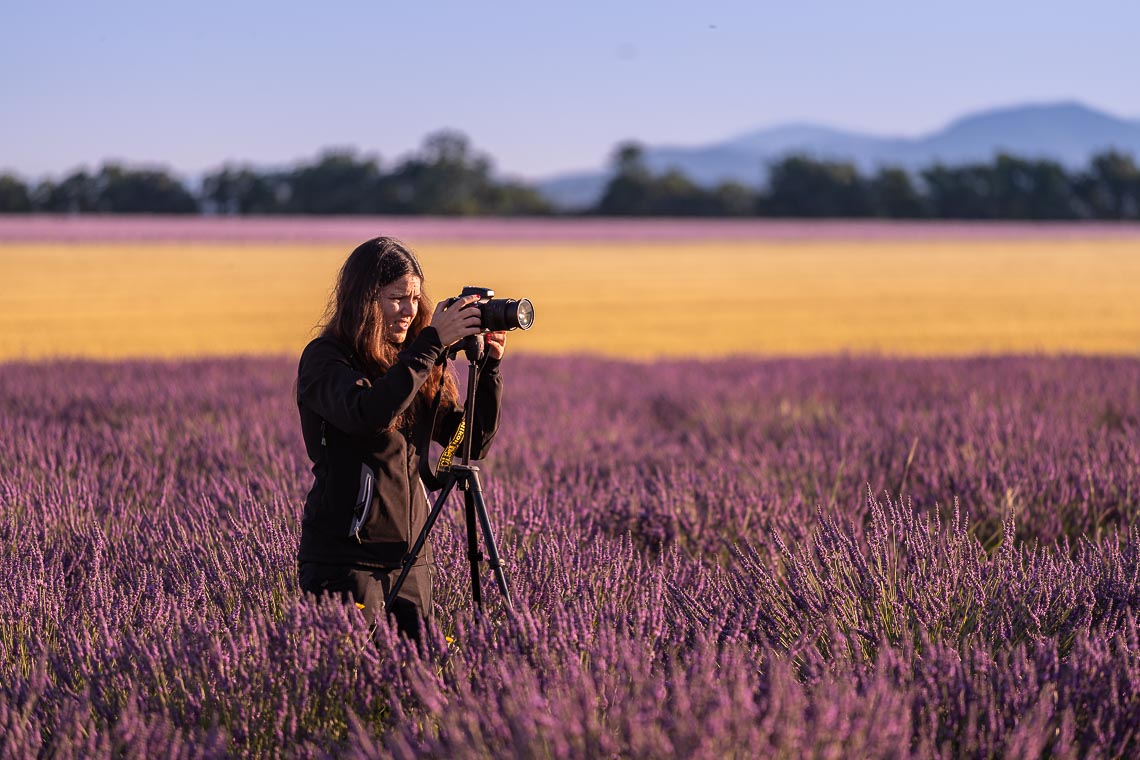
xmin=430 ymin=295 xmax=483 ymax=347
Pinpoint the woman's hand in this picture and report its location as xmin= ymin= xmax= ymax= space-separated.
xmin=484 ymin=331 xmax=507 ymax=360
xmin=430 ymin=295 xmax=483 ymax=347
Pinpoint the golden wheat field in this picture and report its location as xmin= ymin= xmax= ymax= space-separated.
xmin=2 ymin=233 xmax=1140 ymax=359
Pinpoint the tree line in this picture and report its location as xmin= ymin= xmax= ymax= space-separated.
xmin=596 ymin=143 xmax=1140 ymax=219
xmin=0 ymin=131 xmax=551 ymax=217
xmin=2 ymin=130 xmax=1139 ymax=219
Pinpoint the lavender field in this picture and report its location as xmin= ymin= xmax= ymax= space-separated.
xmin=2 ymin=354 xmax=1139 ymax=757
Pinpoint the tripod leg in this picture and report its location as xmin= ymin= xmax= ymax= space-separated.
xmin=466 ymin=469 xmax=513 ymax=609
xmin=386 ymin=474 xmax=457 ymax=612
xmin=463 ymin=477 xmax=483 ymax=615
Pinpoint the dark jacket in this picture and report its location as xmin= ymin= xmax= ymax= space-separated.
xmin=296 ymin=327 xmax=502 ymax=568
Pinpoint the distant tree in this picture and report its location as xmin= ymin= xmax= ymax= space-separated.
xmin=1074 ymin=150 xmax=1140 ymax=219
xmin=986 ymin=154 xmax=1078 ymax=219
xmin=31 ymin=164 xmax=197 ymax=213
xmin=0 ymin=174 xmax=32 ymax=212
xmin=612 ymin=142 xmax=650 ymax=176
xmin=202 ymin=165 xmax=287 ymax=215
xmin=595 ymin=142 xmax=655 ymax=215
xmin=383 ymin=130 xmax=503 ymax=215
xmin=650 ymin=169 xmax=710 ymax=215
xmin=477 ymin=180 xmax=554 ymax=215
xmin=921 ymin=162 xmax=994 ymax=219
xmin=707 ymin=181 xmax=757 ymax=217
xmin=868 ymin=167 xmax=928 ymax=218
xmin=761 ymin=156 xmax=871 ymax=217
xmin=594 ymin=145 xmax=757 ymax=216
xmin=284 ymin=149 xmax=384 ymax=214
xmin=31 ymin=170 xmax=101 ymax=213
xmin=920 ymin=157 xmax=1078 ymax=219
xmin=92 ymin=163 xmax=199 ymax=213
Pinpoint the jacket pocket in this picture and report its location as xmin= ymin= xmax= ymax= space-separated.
xmin=349 ymin=459 xmax=410 ymax=546
xmin=349 ymin=463 xmax=376 ymax=543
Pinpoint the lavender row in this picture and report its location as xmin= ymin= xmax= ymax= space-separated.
xmin=1 ymin=355 xmax=1138 ymax=757
xmin=5 ymin=216 xmax=1140 ymax=243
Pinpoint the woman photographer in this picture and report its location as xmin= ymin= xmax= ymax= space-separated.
xmin=295 ymin=236 xmax=505 ymax=640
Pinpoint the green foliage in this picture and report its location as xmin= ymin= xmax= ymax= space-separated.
xmin=94 ymin=164 xmax=200 ymax=214
xmin=201 ymin=131 xmax=554 ymax=217
xmin=761 ymin=155 xmax=872 ymax=217
xmin=592 ymin=145 xmax=1140 ymax=218
xmin=201 ymin=166 xmax=287 ymax=215
xmin=596 ymin=142 xmax=756 ymax=216
xmin=31 ymin=164 xmax=199 ymax=214
xmin=32 ymin=170 xmax=101 ymax=213
xmin=381 ymin=130 xmax=551 ymax=215
xmin=285 ymin=149 xmax=384 ymax=215
xmin=7 ymin=134 xmax=1140 ymax=218
xmin=869 ymin=167 xmax=929 ymax=218
xmin=1075 ymin=150 xmax=1140 ymax=218
xmin=923 ymin=155 xmax=1083 ymax=219
xmin=595 ymin=142 xmax=654 ymax=215
xmin=0 ymin=173 xmax=32 ymax=212
xmin=594 ymin=146 xmax=1140 ymax=219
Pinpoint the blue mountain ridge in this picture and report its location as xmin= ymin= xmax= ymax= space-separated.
xmin=535 ymin=101 xmax=1140 ymax=209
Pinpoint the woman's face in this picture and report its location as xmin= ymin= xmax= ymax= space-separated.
xmin=378 ymin=273 xmax=421 ymax=344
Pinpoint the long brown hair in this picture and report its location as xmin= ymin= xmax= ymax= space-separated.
xmin=319 ymin=236 xmax=458 ymax=425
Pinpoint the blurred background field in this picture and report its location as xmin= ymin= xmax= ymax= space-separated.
xmin=2 ymin=218 xmax=1139 ymax=360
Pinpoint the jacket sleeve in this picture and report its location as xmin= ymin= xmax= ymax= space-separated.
xmin=433 ymin=356 xmax=503 ymax=459
xmin=297 ymin=330 xmax=446 ymax=437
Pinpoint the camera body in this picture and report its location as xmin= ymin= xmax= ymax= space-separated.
xmin=449 ymin=286 xmax=534 ymax=332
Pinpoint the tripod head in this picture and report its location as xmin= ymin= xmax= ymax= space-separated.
xmin=448 ymin=333 xmax=484 ymax=364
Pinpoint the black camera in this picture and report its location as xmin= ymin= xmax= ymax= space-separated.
xmin=449 ymin=286 xmax=534 ymax=332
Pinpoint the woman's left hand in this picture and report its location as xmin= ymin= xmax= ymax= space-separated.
xmin=484 ymin=331 xmax=507 ymax=360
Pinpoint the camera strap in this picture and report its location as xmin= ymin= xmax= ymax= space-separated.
xmin=418 ymin=351 xmax=469 ymax=491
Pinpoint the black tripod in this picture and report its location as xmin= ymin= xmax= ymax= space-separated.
xmin=385 ymin=335 xmax=513 ymax=620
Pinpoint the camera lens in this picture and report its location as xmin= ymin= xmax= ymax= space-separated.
xmin=513 ymin=299 xmax=534 ymax=330
xmin=479 ymin=297 xmax=534 ymax=332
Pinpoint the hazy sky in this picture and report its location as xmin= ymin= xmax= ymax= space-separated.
xmin=3 ymin=0 xmax=1137 ymax=181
